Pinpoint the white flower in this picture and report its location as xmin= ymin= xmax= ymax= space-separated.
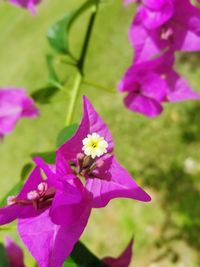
xmin=82 ymin=133 xmax=108 ymax=159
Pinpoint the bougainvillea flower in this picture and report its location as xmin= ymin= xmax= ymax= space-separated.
xmin=5 ymin=237 xmax=25 ymax=267
xmin=0 ymin=167 xmax=91 ymax=267
xmin=130 ymin=0 xmax=200 ymax=62
xmin=9 ymin=0 xmax=42 ymax=13
xmin=103 ymin=238 xmax=133 ymax=267
xmin=119 ymin=52 xmax=200 ymax=117
xmin=0 ymin=88 xmax=38 ymax=139
xmin=133 ymin=0 xmax=174 ymax=29
xmin=39 ymin=96 xmax=151 ymax=216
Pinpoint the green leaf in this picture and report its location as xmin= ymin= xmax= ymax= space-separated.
xmin=69 ymin=241 xmax=108 ymax=267
xmin=31 ymin=151 xmax=56 ymax=164
xmin=46 ymin=55 xmax=62 ymax=88
xmin=63 ymin=257 xmax=78 ymax=267
xmin=47 ymin=0 xmax=97 ymax=55
xmin=31 ymin=86 xmax=59 ymax=104
xmin=0 ymin=182 xmax=23 ymax=207
xmin=56 ymin=124 xmax=78 ymax=148
xmin=20 ymin=163 xmax=34 ymax=181
xmin=0 ymin=243 xmax=9 ymax=267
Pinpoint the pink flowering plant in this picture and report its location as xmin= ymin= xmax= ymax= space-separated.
xmin=0 ymin=0 xmax=200 ymax=266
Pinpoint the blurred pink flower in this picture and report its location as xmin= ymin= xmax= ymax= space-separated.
xmin=0 ymin=88 xmax=38 ymax=139
xmin=119 ymin=51 xmax=200 ymax=117
xmin=5 ymin=237 xmax=25 ymax=267
xmin=130 ymin=0 xmax=200 ymax=62
xmin=9 ymin=0 xmax=42 ymax=13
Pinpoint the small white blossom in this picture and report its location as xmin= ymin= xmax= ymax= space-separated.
xmin=82 ymin=133 xmax=108 ymax=159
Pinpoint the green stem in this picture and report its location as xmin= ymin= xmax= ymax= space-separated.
xmin=83 ymin=79 xmax=116 ymax=93
xmin=65 ymin=1 xmax=99 ymax=126
xmin=65 ymin=71 xmax=82 ymax=125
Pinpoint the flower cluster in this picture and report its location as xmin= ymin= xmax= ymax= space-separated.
xmin=0 ymin=88 xmax=38 ymax=139
xmin=0 ymin=97 xmax=149 ymax=267
xmin=120 ymin=0 xmax=200 ymax=117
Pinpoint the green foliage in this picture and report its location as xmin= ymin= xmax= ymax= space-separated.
xmin=20 ymin=163 xmax=34 ymax=181
xmin=47 ymin=0 xmax=98 ymax=56
xmin=31 ymin=86 xmax=59 ymax=104
xmin=0 ymin=182 xmax=23 ymax=207
xmin=56 ymin=123 xmax=78 ymax=148
xmin=67 ymin=241 xmax=108 ymax=267
xmin=0 ymin=243 xmax=9 ymax=267
xmin=31 ymin=151 xmax=56 ymax=164
xmin=46 ymin=55 xmax=63 ymax=88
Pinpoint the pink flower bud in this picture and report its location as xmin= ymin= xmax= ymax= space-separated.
xmin=96 ymin=159 xmax=104 ymax=168
xmin=7 ymin=196 xmax=16 ymax=206
xmin=27 ymin=191 xmax=39 ymax=201
xmin=77 ymin=153 xmax=85 ymax=160
xmin=38 ymin=182 xmax=48 ymax=193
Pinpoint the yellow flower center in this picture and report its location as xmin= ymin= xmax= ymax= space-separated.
xmin=82 ymin=133 xmax=108 ymax=159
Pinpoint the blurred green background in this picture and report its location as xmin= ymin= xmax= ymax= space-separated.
xmin=0 ymin=0 xmax=200 ymax=266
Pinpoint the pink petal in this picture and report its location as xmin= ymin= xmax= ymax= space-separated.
xmin=86 ymin=156 xmax=151 ymax=208
xmin=124 ymin=92 xmax=163 ymax=118
xmin=167 ymin=71 xmax=200 ymax=102
xmin=5 ymin=237 xmax=25 ymax=267
xmin=9 ymin=0 xmax=41 ymax=13
xmin=18 ymin=207 xmax=90 ymax=267
xmin=50 ymin=186 xmax=91 ymax=226
xmin=103 ymin=238 xmax=134 ymax=267
xmin=0 ymin=205 xmax=23 ymax=225
xmin=138 ymin=0 xmax=174 ymax=29
xmin=0 ymin=88 xmax=38 ymax=137
xmin=57 ymin=96 xmax=114 ymax=164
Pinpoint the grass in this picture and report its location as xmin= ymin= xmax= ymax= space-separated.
xmin=0 ymin=0 xmax=200 ymax=266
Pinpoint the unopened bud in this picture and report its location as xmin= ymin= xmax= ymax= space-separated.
xmin=7 ymin=196 xmax=16 ymax=206
xmin=38 ymin=182 xmax=48 ymax=193
xmin=27 ymin=190 xmax=39 ymax=201
xmin=77 ymin=153 xmax=85 ymax=161
xmin=95 ymin=159 xmax=104 ymax=168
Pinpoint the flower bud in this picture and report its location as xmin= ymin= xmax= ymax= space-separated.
xmin=27 ymin=190 xmax=39 ymax=201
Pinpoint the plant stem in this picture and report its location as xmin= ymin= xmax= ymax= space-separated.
xmin=83 ymin=79 xmax=116 ymax=93
xmin=65 ymin=71 xmax=82 ymax=125
xmin=65 ymin=1 xmax=99 ymax=126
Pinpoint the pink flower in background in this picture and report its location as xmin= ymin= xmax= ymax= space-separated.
xmin=134 ymin=0 xmax=174 ymax=29
xmin=0 ymin=167 xmax=91 ymax=267
xmin=9 ymin=0 xmax=41 ymax=13
xmin=103 ymin=238 xmax=134 ymax=267
xmin=119 ymin=52 xmax=200 ymax=117
xmin=0 ymin=88 xmax=38 ymax=139
xmin=5 ymin=237 xmax=25 ymax=267
xmin=130 ymin=0 xmax=200 ymax=62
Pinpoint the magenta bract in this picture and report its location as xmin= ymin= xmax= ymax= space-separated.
xmin=103 ymin=238 xmax=134 ymax=267
xmin=0 ymin=167 xmax=91 ymax=267
xmin=55 ymin=96 xmax=151 ymax=209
